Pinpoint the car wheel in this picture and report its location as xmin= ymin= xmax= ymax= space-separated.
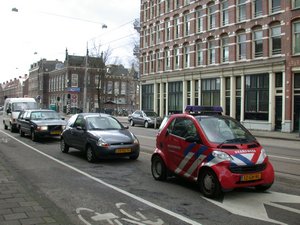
xmin=86 ymin=145 xmax=96 ymax=163
xmin=130 ymin=120 xmax=135 ymax=126
xmin=10 ymin=123 xmax=14 ymax=133
xmin=4 ymin=123 xmax=8 ymax=130
xmin=144 ymin=121 xmax=149 ymax=128
xmin=255 ymin=183 xmax=272 ymax=192
xmin=151 ymin=155 xmax=167 ymax=181
xmin=31 ymin=130 xmax=38 ymax=142
xmin=60 ymin=138 xmax=69 ymax=153
xmin=19 ymin=127 xmax=25 ymax=137
xmin=199 ymin=169 xmax=222 ymax=199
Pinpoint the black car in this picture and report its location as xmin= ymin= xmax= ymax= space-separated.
xmin=60 ymin=113 xmax=140 ymax=163
xmin=17 ymin=109 xmax=67 ymax=141
xmin=128 ymin=110 xmax=162 ymax=128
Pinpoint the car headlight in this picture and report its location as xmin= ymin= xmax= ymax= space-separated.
xmin=36 ymin=126 xmax=48 ymax=131
xmin=261 ymin=148 xmax=267 ymax=158
xmin=132 ymin=134 xmax=139 ymax=144
xmin=62 ymin=125 xmax=66 ymax=130
xmin=96 ymin=137 xmax=110 ymax=147
xmin=212 ymin=150 xmax=232 ymax=161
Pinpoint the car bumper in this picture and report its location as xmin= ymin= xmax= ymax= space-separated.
xmin=211 ymin=162 xmax=275 ymax=191
xmin=93 ymin=144 xmax=140 ymax=158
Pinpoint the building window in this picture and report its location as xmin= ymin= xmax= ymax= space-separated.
xmin=174 ymin=46 xmax=180 ymax=69
xmin=143 ymin=29 xmax=148 ymax=47
xmin=175 ymin=0 xmax=180 ymax=9
xmin=150 ymin=0 xmax=154 ymax=18
xmin=221 ymin=35 xmax=229 ymax=63
xmin=143 ymin=55 xmax=147 ymax=74
xmin=225 ymin=77 xmax=230 ymax=116
xmin=237 ymin=33 xmax=247 ymax=60
xmin=221 ymin=0 xmax=229 ymax=26
xmin=168 ymin=82 xmax=183 ymax=114
xmin=156 ymin=51 xmax=161 ymax=72
xmin=184 ymin=12 xmax=191 ymax=36
xmin=150 ymin=25 xmax=154 ymax=46
xmin=271 ymin=0 xmax=281 ymax=13
xmin=208 ymin=4 xmax=217 ymax=29
xmin=253 ymin=0 xmax=263 ymax=18
xmin=165 ymin=19 xmax=171 ymax=41
xmin=195 ymin=80 xmax=199 ymax=105
xmin=237 ymin=0 xmax=247 ymax=22
xmin=184 ymin=0 xmax=190 ymax=6
xmin=196 ymin=7 xmax=204 ymax=33
xmin=142 ymin=84 xmax=154 ymax=111
xmin=236 ymin=76 xmax=241 ymax=121
xmin=253 ymin=29 xmax=263 ymax=58
xmin=156 ymin=22 xmax=161 ymax=43
xmin=165 ymin=0 xmax=170 ymax=13
xmin=294 ymin=0 xmax=300 ymax=8
xmin=150 ymin=52 xmax=154 ymax=73
xmin=201 ymin=78 xmax=220 ymax=106
xmin=71 ymin=74 xmax=78 ymax=87
xmin=165 ymin=48 xmax=171 ymax=70
xmin=271 ymin=25 xmax=281 ymax=55
xmin=293 ymin=21 xmax=300 ymax=55
xmin=275 ymin=72 xmax=283 ymax=88
xmin=208 ymin=39 xmax=216 ymax=64
xmin=245 ymin=74 xmax=269 ymax=120
xmin=174 ymin=15 xmax=180 ymax=39
xmin=184 ymin=44 xmax=190 ymax=68
xmin=196 ymin=41 xmax=203 ymax=66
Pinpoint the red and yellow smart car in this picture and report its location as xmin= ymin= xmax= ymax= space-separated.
xmin=151 ymin=106 xmax=274 ymax=198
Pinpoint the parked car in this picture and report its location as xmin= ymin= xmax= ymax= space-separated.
xmin=151 ymin=106 xmax=274 ymax=199
xmin=128 ymin=110 xmax=162 ymax=128
xmin=3 ymin=97 xmax=38 ymax=132
xmin=60 ymin=113 xmax=140 ymax=163
xmin=17 ymin=109 xmax=67 ymax=141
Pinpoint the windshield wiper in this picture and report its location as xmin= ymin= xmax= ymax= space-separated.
xmin=218 ymin=138 xmax=249 ymax=148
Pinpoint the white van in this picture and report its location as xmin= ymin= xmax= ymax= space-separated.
xmin=3 ymin=98 xmax=38 ymax=132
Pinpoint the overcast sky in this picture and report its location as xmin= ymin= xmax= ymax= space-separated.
xmin=0 ymin=0 xmax=140 ymax=83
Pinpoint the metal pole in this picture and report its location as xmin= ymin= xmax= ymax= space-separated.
xmin=83 ymin=44 xmax=88 ymax=113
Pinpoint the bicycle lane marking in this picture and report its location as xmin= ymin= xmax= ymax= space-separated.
xmin=0 ymin=131 xmax=202 ymax=225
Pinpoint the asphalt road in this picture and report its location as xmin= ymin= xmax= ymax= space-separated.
xmin=0 ymin=119 xmax=299 ymax=225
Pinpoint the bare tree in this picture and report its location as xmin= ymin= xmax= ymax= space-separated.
xmin=89 ymin=41 xmax=112 ymax=112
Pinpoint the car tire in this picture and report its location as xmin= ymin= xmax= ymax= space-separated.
xmin=255 ymin=183 xmax=272 ymax=192
xmin=86 ymin=145 xmax=96 ymax=163
xmin=60 ymin=138 xmax=69 ymax=153
xmin=130 ymin=120 xmax=135 ymax=126
xmin=4 ymin=123 xmax=8 ymax=130
xmin=144 ymin=121 xmax=149 ymax=128
xmin=199 ymin=168 xmax=222 ymax=199
xmin=10 ymin=123 xmax=14 ymax=133
xmin=31 ymin=130 xmax=38 ymax=142
xmin=19 ymin=127 xmax=25 ymax=137
xmin=151 ymin=155 xmax=167 ymax=181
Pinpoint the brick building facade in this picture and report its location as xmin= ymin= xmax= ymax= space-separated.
xmin=140 ymin=0 xmax=300 ymax=132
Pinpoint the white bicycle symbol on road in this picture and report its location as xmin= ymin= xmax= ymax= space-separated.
xmin=76 ymin=202 xmax=164 ymax=225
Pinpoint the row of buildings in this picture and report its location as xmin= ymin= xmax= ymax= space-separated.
xmin=139 ymin=0 xmax=300 ymax=132
xmin=0 ymin=49 xmax=140 ymax=115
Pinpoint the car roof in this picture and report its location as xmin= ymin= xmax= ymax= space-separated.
xmin=22 ymin=109 xmax=57 ymax=112
xmin=75 ymin=113 xmax=112 ymax=118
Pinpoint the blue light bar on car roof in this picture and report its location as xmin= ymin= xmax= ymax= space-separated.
xmin=185 ymin=105 xmax=223 ymax=114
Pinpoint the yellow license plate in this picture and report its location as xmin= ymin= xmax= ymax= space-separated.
xmin=241 ymin=173 xmax=262 ymax=182
xmin=115 ymin=148 xmax=131 ymax=153
xmin=50 ymin=130 xmax=61 ymax=135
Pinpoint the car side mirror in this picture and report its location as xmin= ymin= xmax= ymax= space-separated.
xmin=6 ymin=108 xmax=11 ymax=114
xmin=124 ymin=126 xmax=129 ymax=129
xmin=76 ymin=126 xmax=85 ymax=131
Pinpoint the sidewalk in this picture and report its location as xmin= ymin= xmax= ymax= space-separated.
xmin=0 ymin=151 xmax=73 ymax=225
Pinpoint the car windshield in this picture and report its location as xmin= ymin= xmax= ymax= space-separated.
xmin=145 ymin=111 xmax=158 ymax=117
xmin=31 ymin=111 xmax=61 ymax=120
xmin=12 ymin=102 xmax=37 ymax=112
xmin=86 ymin=116 xmax=123 ymax=130
xmin=196 ymin=115 xmax=256 ymax=144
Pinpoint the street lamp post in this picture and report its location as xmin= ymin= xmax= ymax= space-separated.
xmin=82 ymin=25 xmax=107 ymax=113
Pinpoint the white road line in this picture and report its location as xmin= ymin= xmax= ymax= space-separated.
xmin=269 ymin=154 xmax=300 ymax=162
xmin=0 ymin=131 xmax=201 ymax=225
